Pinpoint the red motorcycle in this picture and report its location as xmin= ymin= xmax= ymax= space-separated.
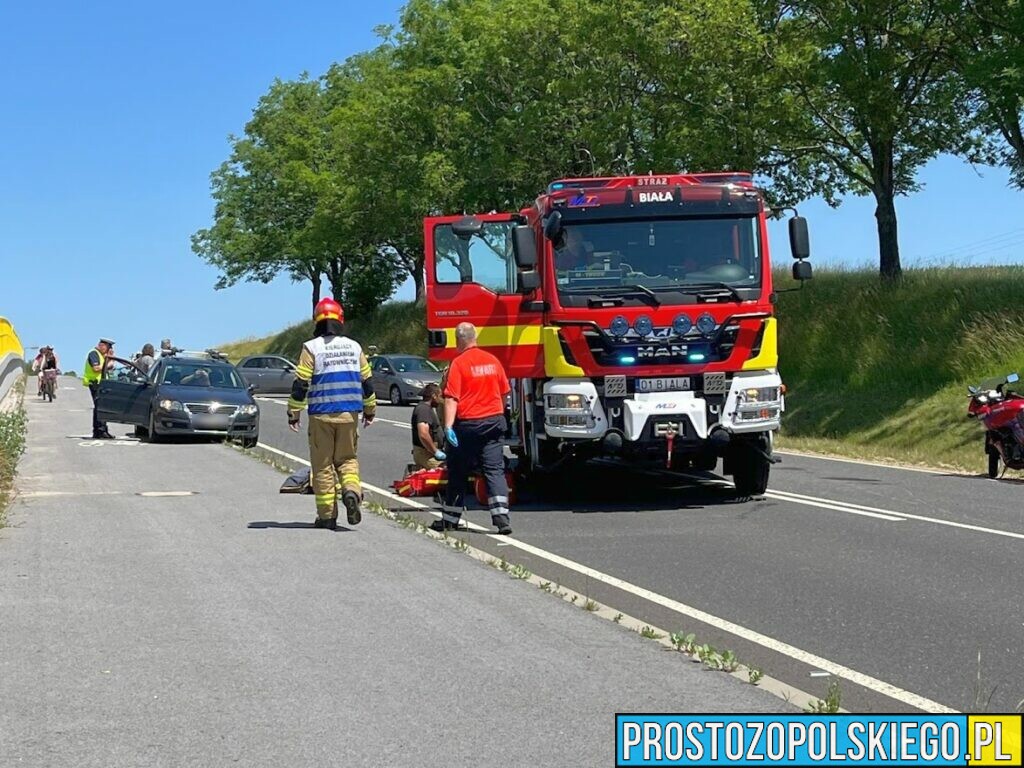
xmin=967 ymin=372 xmax=1024 ymax=478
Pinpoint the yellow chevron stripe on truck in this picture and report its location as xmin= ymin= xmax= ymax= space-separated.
xmin=542 ymin=327 xmax=585 ymax=376
xmin=0 ymin=317 xmax=24 ymax=359
xmin=441 ymin=319 xmax=775 ymax=372
xmin=741 ymin=317 xmax=778 ymax=370
xmin=441 ymin=324 xmax=542 ymax=349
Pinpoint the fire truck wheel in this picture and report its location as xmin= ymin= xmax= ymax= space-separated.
xmin=730 ymin=437 xmax=770 ymax=497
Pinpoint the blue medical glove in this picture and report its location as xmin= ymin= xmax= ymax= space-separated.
xmin=445 ymin=427 xmax=459 ymax=448
xmin=434 ymin=449 xmax=446 ymax=461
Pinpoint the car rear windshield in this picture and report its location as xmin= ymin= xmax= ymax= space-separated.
xmin=161 ymin=363 xmax=243 ymax=389
xmin=391 ymin=357 xmax=439 ymax=373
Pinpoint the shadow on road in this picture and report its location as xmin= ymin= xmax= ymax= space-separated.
xmin=247 ymin=521 xmax=354 ymax=532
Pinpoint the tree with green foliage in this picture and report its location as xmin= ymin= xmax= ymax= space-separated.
xmin=957 ymin=0 xmax=1024 ymax=187
xmin=193 ymin=74 xmax=401 ymax=310
xmin=769 ymin=0 xmax=981 ymax=279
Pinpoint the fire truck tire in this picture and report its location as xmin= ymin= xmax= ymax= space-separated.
xmin=730 ymin=438 xmax=770 ymax=497
xmin=692 ymin=452 xmax=718 ymax=472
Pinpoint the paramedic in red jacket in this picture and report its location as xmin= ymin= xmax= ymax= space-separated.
xmin=432 ymin=322 xmax=512 ymax=535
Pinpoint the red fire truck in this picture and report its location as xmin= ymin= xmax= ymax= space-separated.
xmin=423 ymin=173 xmax=812 ymax=497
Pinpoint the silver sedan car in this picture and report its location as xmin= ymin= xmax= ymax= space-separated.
xmin=237 ymin=355 xmax=297 ymax=395
xmin=370 ymin=354 xmax=442 ymax=405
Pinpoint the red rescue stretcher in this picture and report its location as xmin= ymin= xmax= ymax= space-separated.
xmin=391 ymin=467 xmax=517 ymax=505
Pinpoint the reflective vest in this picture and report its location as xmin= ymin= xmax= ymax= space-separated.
xmin=305 ymin=335 xmax=364 ymax=415
xmin=82 ymin=348 xmax=104 ymax=387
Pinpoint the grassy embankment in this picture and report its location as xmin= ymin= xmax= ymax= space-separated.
xmin=224 ymin=267 xmax=1024 ymax=472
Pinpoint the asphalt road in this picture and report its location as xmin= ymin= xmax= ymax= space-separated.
xmin=1 ymin=386 xmax=788 ymax=768
xmin=254 ymin=397 xmax=1024 ymax=714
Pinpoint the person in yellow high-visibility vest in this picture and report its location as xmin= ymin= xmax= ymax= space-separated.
xmin=82 ymin=337 xmax=115 ymax=439
xmin=287 ymin=299 xmax=376 ymax=530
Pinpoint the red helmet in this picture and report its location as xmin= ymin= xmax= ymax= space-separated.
xmin=313 ymin=298 xmax=344 ymax=323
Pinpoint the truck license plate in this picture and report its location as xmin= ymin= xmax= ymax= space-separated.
xmin=638 ymin=377 xmax=690 ymax=393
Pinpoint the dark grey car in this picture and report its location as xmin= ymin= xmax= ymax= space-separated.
xmin=96 ymin=354 xmax=260 ymax=446
xmin=237 ymin=355 xmax=297 ymax=395
xmin=371 ymin=354 xmax=442 ymax=406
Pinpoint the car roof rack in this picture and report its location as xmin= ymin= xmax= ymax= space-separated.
xmin=164 ymin=348 xmax=230 ymax=362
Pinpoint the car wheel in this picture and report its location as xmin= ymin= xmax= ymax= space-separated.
xmin=143 ymin=413 xmax=161 ymax=444
xmin=134 ymin=425 xmax=148 ymax=439
xmin=390 ymin=385 xmax=402 ymax=406
xmin=241 ymin=436 xmax=258 ymax=449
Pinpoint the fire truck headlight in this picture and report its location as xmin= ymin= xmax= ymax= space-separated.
xmin=741 ymin=386 xmax=781 ymax=403
xmin=548 ymin=393 xmax=585 ymax=410
xmin=696 ymin=313 xmax=716 ymax=336
xmin=610 ymin=315 xmax=629 ymax=337
xmin=672 ymin=314 xmax=692 ymax=336
xmin=634 ymin=315 xmax=654 ymax=337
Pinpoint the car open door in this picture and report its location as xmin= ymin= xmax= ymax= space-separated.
xmin=96 ymin=359 xmax=153 ymax=427
xmin=424 ymin=213 xmax=544 ymax=378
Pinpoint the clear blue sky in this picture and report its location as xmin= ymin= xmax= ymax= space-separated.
xmin=2 ymin=2 xmax=1022 ymax=367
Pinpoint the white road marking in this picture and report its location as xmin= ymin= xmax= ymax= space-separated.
xmin=137 ymin=491 xmax=196 ymax=497
xmin=77 ymin=440 xmax=142 ymax=448
xmin=768 ymin=489 xmax=1024 ymax=541
xmin=20 ymin=491 xmax=123 ymax=498
xmin=253 ymin=439 xmax=958 ymax=713
xmin=776 ymin=449 xmax=953 ymax=476
xmin=764 ymin=490 xmax=905 ymax=522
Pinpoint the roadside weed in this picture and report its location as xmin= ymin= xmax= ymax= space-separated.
xmin=807 ymin=680 xmax=842 ymax=713
xmin=640 ymin=626 xmax=664 ymax=640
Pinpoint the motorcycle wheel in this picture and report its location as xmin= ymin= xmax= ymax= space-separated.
xmin=988 ymin=450 xmax=1000 ymax=479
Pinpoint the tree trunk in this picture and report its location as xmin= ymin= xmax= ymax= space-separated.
xmin=874 ymin=190 xmax=901 ymax=280
xmin=872 ymin=140 xmax=902 ymax=280
xmin=413 ymin=260 xmax=426 ymax=305
xmin=327 ymin=257 xmax=346 ymax=300
xmin=310 ymin=272 xmax=322 ymax=307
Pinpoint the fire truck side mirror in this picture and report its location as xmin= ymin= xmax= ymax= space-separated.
xmin=793 ymin=260 xmax=813 ymax=281
xmin=789 ymin=216 xmax=810 ymax=260
xmin=512 ymin=225 xmax=538 ymax=269
xmin=543 ymin=210 xmax=563 ymax=241
xmin=518 ymin=270 xmax=541 ymax=293
xmin=452 ymin=216 xmax=483 ymax=239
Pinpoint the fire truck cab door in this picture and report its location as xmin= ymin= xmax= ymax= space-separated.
xmin=425 ymin=213 xmax=543 ymax=378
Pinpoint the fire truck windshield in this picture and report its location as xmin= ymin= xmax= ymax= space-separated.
xmin=553 ymin=215 xmax=762 ymax=304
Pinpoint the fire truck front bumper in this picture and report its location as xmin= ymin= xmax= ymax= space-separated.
xmin=542 ymin=371 xmax=784 ymax=447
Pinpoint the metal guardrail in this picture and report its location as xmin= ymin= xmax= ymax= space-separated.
xmin=0 ymin=317 xmax=25 ymax=407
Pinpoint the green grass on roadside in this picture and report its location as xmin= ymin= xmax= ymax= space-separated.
xmin=775 ymin=266 xmax=1024 ymax=472
xmin=222 ymin=267 xmax=1024 ymax=472
xmin=0 ymin=384 xmax=28 ymax=527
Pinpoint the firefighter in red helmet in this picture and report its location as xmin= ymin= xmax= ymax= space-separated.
xmin=287 ymin=298 xmax=376 ymax=529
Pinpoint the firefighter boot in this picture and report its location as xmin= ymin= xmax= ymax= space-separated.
xmin=342 ymin=490 xmax=361 ymax=526
xmin=492 ymin=514 xmax=512 ymax=536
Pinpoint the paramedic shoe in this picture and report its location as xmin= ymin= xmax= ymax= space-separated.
xmin=492 ymin=515 xmax=512 ymax=535
xmin=342 ymin=491 xmax=362 ymax=526
xmin=429 ymin=519 xmax=462 ymax=532
xmin=314 ymin=517 xmax=338 ymax=530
